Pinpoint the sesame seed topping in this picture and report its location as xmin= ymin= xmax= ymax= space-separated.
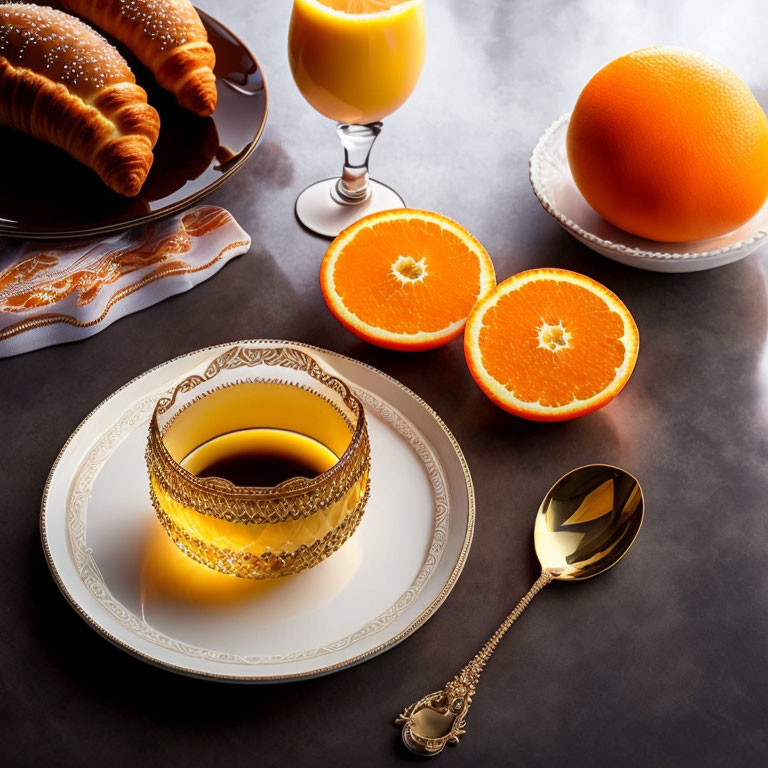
xmin=0 ymin=4 xmax=132 ymax=94
xmin=111 ymin=0 xmax=204 ymax=52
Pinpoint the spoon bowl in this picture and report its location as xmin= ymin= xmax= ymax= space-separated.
xmin=535 ymin=464 xmax=643 ymax=581
xmin=396 ymin=464 xmax=644 ymax=756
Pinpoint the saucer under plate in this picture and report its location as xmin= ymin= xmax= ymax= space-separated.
xmin=529 ymin=113 xmax=768 ymax=273
xmin=41 ymin=341 xmax=474 ymax=682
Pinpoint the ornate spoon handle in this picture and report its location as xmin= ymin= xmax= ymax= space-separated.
xmin=396 ymin=570 xmax=554 ymax=756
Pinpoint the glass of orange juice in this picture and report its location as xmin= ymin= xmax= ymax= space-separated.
xmin=288 ymin=0 xmax=426 ymax=237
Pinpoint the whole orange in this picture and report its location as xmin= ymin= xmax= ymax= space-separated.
xmin=567 ymin=46 xmax=768 ymax=242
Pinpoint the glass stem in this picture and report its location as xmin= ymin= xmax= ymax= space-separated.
xmin=332 ymin=122 xmax=383 ymax=205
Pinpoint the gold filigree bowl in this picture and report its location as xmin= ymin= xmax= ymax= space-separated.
xmin=145 ymin=345 xmax=370 ymax=579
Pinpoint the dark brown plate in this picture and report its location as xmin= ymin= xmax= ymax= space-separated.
xmin=0 ymin=8 xmax=267 ymax=239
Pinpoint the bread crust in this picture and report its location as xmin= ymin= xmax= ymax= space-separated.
xmin=0 ymin=3 xmax=160 ymax=196
xmin=62 ymin=0 xmax=217 ymax=116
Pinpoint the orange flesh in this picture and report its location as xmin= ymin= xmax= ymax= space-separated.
xmin=331 ymin=218 xmax=487 ymax=335
xmin=314 ymin=0 xmax=410 ymax=12
xmin=478 ymin=280 xmax=627 ymax=407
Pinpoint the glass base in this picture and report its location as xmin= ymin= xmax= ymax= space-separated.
xmin=295 ymin=178 xmax=405 ymax=238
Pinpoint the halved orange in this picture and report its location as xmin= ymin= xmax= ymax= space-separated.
xmin=464 ymin=269 xmax=639 ymax=421
xmin=320 ymin=210 xmax=496 ymax=351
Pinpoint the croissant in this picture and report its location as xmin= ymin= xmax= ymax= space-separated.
xmin=61 ymin=0 xmax=217 ymax=117
xmin=0 ymin=3 xmax=160 ymax=196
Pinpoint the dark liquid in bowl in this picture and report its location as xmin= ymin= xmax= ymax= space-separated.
xmin=197 ymin=449 xmax=320 ymax=487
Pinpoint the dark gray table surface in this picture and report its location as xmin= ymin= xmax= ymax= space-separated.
xmin=3 ymin=1 xmax=768 ymax=766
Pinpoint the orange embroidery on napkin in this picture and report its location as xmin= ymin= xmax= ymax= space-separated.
xmin=0 ymin=252 xmax=60 ymax=293
xmin=0 ymin=206 xmax=230 ymax=313
xmin=0 ymin=239 xmax=248 ymax=342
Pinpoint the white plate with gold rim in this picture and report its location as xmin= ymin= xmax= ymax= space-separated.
xmin=41 ymin=341 xmax=474 ymax=682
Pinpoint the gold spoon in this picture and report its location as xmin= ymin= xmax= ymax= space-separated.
xmin=395 ymin=464 xmax=644 ymax=756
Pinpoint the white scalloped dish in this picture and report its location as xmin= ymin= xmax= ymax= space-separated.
xmin=529 ymin=114 xmax=768 ymax=273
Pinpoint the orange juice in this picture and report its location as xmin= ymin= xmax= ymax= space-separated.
xmin=288 ymin=0 xmax=426 ymax=125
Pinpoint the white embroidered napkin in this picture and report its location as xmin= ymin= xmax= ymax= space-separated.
xmin=0 ymin=205 xmax=250 ymax=358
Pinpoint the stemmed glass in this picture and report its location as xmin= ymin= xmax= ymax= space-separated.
xmin=288 ymin=0 xmax=426 ymax=237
